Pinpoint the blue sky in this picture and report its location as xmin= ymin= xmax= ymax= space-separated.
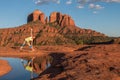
xmin=0 ymin=0 xmax=120 ymax=37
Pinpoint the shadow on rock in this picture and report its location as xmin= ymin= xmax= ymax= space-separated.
xmin=32 ymin=52 xmax=66 ymax=80
xmin=75 ymin=45 xmax=95 ymax=51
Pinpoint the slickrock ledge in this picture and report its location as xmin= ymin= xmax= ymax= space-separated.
xmin=0 ymin=60 xmax=12 ymax=77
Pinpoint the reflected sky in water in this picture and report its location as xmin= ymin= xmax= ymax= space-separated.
xmin=0 ymin=56 xmax=52 ymax=80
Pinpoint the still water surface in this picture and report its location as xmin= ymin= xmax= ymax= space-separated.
xmin=0 ymin=56 xmax=52 ymax=80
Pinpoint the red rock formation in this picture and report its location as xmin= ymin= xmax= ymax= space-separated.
xmin=49 ymin=12 xmax=56 ymax=23
xmin=49 ymin=12 xmax=75 ymax=27
xmin=27 ymin=10 xmax=75 ymax=26
xmin=49 ymin=12 xmax=62 ymax=24
xmin=27 ymin=10 xmax=45 ymax=24
xmin=0 ymin=10 xmax=108 ymax=46
xmin=45 ymin=17 xmax=48 ymax=24
xmin=60 ymin=14 xmax=75 ymax=27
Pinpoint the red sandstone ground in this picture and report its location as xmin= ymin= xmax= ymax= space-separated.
xmin=0 ymin=44 xmax=120 ymax=80
xmin=0 ymin=60 xmax=12 ymax=77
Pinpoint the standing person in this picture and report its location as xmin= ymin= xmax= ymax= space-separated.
xmin=20 ymin=28 xmax=35 ymax=51
xmin=20 ymin=36 xmax=35 ymax=51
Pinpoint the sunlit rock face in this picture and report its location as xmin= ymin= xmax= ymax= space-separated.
xmin=27 ymin=10 xmax=45 ymax=24
xmin=49 ymin=12 xmax=75 ymax=27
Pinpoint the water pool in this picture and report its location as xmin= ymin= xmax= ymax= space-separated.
xmin=0 ymin=56 xmax=52 ymax=80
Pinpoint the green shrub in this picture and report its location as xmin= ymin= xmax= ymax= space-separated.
xmin=14 ymin=43 xmax=21 ymax=46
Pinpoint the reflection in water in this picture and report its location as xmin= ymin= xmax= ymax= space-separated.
xmin=22 ymin=55 xmax=53 ymax=75
xmin=0 ymin=55 xmax=53 ymax=80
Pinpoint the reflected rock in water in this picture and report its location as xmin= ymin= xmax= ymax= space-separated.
xmin=21 ymin=55 xmax=53 ymax=74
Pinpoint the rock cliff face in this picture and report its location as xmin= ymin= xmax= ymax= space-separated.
xmin=49 ymin=12 xmax=75 ymax=27
xmin=0 ymin=10 xmax=111 ymax=46
xmin=28 ymin=10 xmax=75 ymax=27
xmin=27 ymin=10 xmax=45 ymax=24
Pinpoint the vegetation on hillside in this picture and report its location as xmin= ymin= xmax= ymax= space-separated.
xmin=0 ymin=21 xmax=119 ymax=46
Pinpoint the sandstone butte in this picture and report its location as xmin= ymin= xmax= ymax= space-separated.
xmin=0 ymin=9 xmax=106 ymax=47
xmin=26 ymin=9 xmax=104 ymax=37
xmin=27 ymin=9 xmax=75 ymax=27
xmin=0 ymin=10 xmax=120 ymax=80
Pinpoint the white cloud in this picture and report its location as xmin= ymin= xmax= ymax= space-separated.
xmin=93 ymin=11 xmax=98 ymax=14
xmin=77 ymin=5 xmax=84 ymax=8
xmin=56 ymin=0 xmax=60 ymax=4
xmin=34 ymin=0 xmax=60 ymax=5
xmin=34 ymin=0 xmax=49 ymax=5
xmin=102 ymin=0 xmax=120 ymax=3
xmin=53 ymin=0 xmax=60 ymax=4
xmin=33 ymin=0 xmax=120 ymax=13
xmin=77 ymin=0 xmax=89 ymax=5
xmin=96 ymin=4 xmax=104 ymax=9
xmin=77 ymin=0 xmax=120 ymax=4
xmin=66 ymin=0 xmax=72 ymax=4
xmin=34 ymin=0 xmax=120 ymax=6
xmin=89 ymin=3 xmax=104 ymax=9
xmin=89 ymin=3 xmax=94 ymax=8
